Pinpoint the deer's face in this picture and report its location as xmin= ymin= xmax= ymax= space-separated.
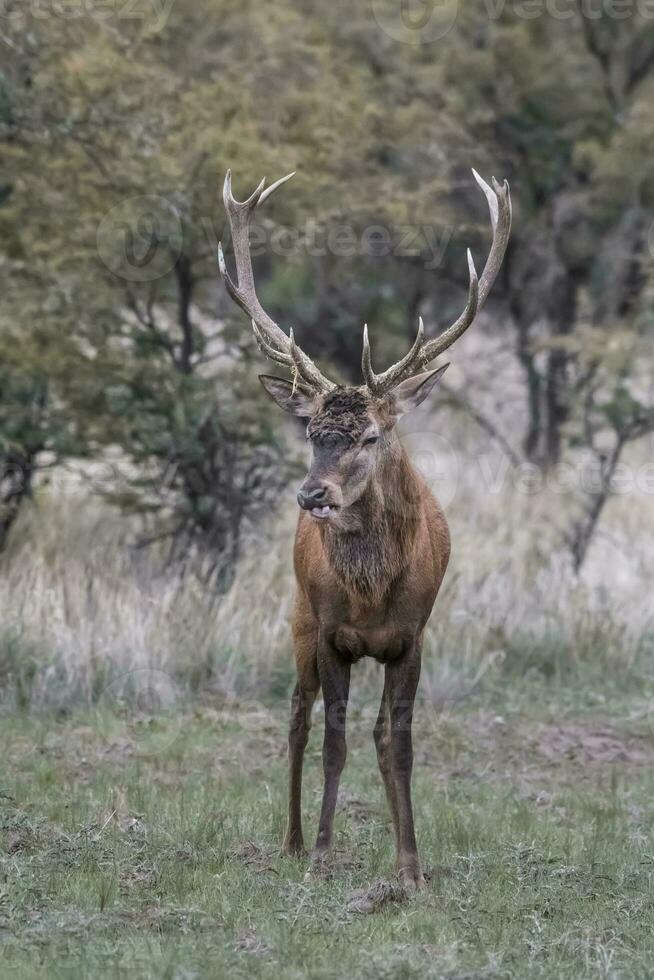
xmin=260 ymin=371 xmax=449 ymax=524
xmin=299 ymin=388 xmax=383 ymax=521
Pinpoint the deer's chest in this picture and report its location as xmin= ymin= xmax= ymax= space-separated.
xmin=320 ymin=588 xmax=424 ymax=664
xmin=298 ymin=507 xmax=445 ymax=662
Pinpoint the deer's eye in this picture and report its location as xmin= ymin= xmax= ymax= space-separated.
xmin=363 ymin=436 xmax=379 ymax=447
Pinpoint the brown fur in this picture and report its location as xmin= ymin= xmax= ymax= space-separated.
xmin=282 ymin=385 xmax=450 ymax=888
xmin=307 ymin=388 xmax=370 ymax=445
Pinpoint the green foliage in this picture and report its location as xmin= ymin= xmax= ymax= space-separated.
xmin=601 ymin=382 xmax=644 ymax=430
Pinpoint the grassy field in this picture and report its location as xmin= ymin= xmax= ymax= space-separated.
xmin=1 ymin=431 xmax=653 ymax=979
xmin=3 ymin=658 xmax=654 ymax=980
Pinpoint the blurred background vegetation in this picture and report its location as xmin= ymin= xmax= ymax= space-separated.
xmin=1 ymin=0 xmax=654 ymax=706
xmin=4 ymin=10 xmax=654 ymax=975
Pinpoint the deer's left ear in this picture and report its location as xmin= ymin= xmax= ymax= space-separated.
xmin=259 ymin=375 xmax=317 ymax=418
xmin=392 ymin=364 xmax=450 ymax=417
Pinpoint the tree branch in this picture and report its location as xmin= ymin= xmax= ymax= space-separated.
xmin=440 ymin=382 xmax=523 ymax=468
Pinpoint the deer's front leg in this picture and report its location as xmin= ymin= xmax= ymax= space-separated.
xmin=312 ymin=638 xmax=350 ymax=864
xmin=283 ymin=682 xmax=317 ymax=856
xmin=385 ymin=645 xmax=423 ymax=890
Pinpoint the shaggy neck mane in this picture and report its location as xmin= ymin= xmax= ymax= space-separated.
xmin=322 ymin=437 xmax=422 ymax=599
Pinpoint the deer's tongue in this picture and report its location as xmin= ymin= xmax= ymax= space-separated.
xmin=311 ymin=505 xmax=332 ymax=519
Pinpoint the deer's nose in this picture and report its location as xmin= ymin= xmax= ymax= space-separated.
xmin=297 ymin=485 xmax=328 ymax=510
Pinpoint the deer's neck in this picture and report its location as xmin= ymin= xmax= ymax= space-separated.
xmin=322 ymin=439 xmax=422 ymax=599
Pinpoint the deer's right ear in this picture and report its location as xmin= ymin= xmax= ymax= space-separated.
xmin=391 ymin=364 xmax=450 ymax=417
xmin=258 ymin=375 xmax=316 ymax=418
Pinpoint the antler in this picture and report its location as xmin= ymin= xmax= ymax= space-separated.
xmin=218 ymin=170 xmax=335 ymax=394
xmin=362 ymin=170 xmax=512 ymax=397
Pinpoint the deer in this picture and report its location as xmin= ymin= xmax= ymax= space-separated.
xmin=218 ymin=168 xmax=511 ymax=889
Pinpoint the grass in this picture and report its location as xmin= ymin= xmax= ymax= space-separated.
xmin=2 ymin=665 xmax=654 ymax=980
xmin=0 ymin=422 xmax=653 ymax=977
xmin=1 ymin=479 xmax=652 ymax=715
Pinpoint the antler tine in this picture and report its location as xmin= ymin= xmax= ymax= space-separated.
xmin=416 ymin=248 xmax=479 ymax=367
xmin=251 ymin=319 xmax=294 ymax=369
xmin=419 ymin=173 xmax=511 ymax=363
xmin=259 ymin=171 xmax=296 ymax=206
xmin=362 ymin=171 xmax=511 ymax=397
xmin=362 ymin=317 xmax=426 ymax=394
xmin=218 ymin=169 xmax=291 ymax=355
xmin=289 ymin=329 xmax=338 ymax=392
xmin=218 ymin=169 xmax=335 ymax=394
xmin=361 ymin=324 xmax=375 ymax=390
xmin=471 ymin=171 xmax=512 ymax=309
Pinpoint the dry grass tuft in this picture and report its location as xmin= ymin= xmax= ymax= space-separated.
xmin=346 ymin=878 xmax=408 ymax=914
xmin=0 ymin=406 xmax=652 ymax=710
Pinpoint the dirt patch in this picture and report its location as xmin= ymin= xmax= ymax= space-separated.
xmin=415 ymin=710 xmax=654 ymax=786
xmin=535 ymin=724 xmax=654 ymax=767
xmin=229 ymin=840 xmax=278 ymax=873
xmin=234 ymin=933 xmax=272 ymax=956
xmin=0 ymin=793 xmax=57 ymax=854
xmin=100 ymin=737 xmax=136 ymax=762
xmin=2 ymin=823 xmax=42 ymax=854
xmin=119 ymin=904 xmax=222 ymax=932
xmin=306 ymin=847 xmax=366 ymax=878
xmin=119 ymin=864 xmax=157 ymax=893
xmin=346 ymin=878 xmax=408 ymax=914
xmin=336 ymin=791 xmax=382 ymax=825
xmin=94 ymin=787 xmax=146 ymax=835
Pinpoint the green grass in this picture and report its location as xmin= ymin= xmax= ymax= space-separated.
xmin=2 ymin=672 xmax=654 ymax=980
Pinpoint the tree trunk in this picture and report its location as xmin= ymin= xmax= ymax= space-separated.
xmin=569 ymin=436 xmax=626 ymax=573
xmin=175 ymin=252 xmax=194 ymax=375
xmin=0 ymin=449 xmax=36 ymax=551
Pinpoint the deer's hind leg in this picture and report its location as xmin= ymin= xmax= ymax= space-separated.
xmin=283 ymin=601 xmax=319 ymax=856
xmin=384 ymin=645 xmax=423 ymax=890
xmin=313 ymin=637 xmax=350 ymax=863
xmin=374 ymin=676 xmax=400 ymax=853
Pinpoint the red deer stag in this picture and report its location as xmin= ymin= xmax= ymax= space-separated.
xmin=218 ymin=169 xmax=511 ymax=888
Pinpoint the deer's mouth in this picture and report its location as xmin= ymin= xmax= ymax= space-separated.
xmin=310 ymin=505 xmax=339 ymax=520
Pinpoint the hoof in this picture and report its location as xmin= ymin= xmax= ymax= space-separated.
xmin=306 ymin=847 xmax=334 ymax=877
xmin=282 ymin=835 xmax=306 ymax=857
xmin=309 ymin=847 xmax=330 ymax=868
xmin=397 ymin=864 xmax=425 ymax=893
xmin=301 ymin=849 xmax=331 ymax=882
